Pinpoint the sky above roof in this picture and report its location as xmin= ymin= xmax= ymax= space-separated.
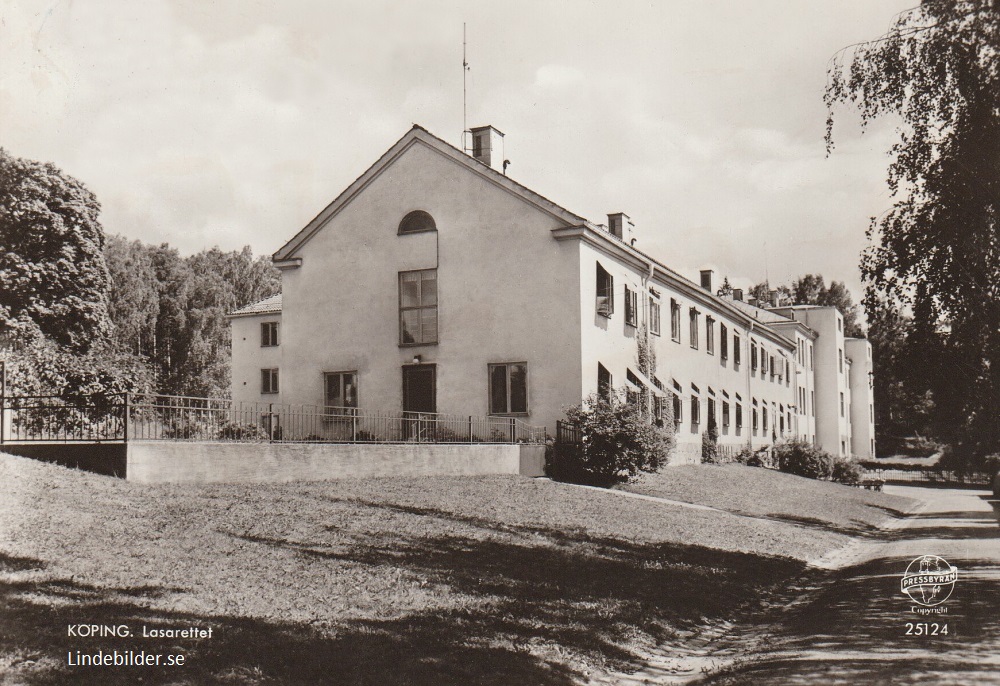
xmin=1 ymin=0 xmax=912 ymax=298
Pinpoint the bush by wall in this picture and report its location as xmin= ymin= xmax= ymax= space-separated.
xmin=775 ymin=439 xmax=834 ymax=480
xmin=831 ymin=456 xmax=864 ymax=485
xmin=552 ymin=390 xmax=675 ymax=487
xmin=701 ymin=420 xmax=721 ymax=464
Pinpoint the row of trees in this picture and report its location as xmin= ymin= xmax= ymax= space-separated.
xmin=0 ymin=148 xmax=279 ymax=401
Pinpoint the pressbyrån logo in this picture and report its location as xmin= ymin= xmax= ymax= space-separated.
xmin=901 ymin=555 xmax=958 ymax=607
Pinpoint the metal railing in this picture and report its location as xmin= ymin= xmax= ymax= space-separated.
xmin=862 ymin=468 xmax=992 ymax=486
xmin=1 ymin=392 xmax=546 ymax=445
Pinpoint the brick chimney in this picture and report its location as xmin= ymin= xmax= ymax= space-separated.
xmin=469 ymin=125 xmax=505 ymax=172
xmin=700 ymin=269 xmax=714 ymax=293
xmin=733 ymin=288 xmax=744 ymax=302
xmin=607 ymin=213 xmax=635 ymax=244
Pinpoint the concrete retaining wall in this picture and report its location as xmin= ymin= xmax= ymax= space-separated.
xmin=126 ymin=441 xmax=546 ymax=484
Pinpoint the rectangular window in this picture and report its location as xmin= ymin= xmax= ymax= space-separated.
xmin=736 ymin=404 xmax=743 ymax=429
xmin=839 ymin=349 xmax=844 ymax=373
xmin=811 ymin=390 xmax=816 ymax=417
xmin=840 ymin=392 xmax=845 ymax=417
xmin=399 ymin=269 xmax=438 ymax=345
xmin=649 ymin=296 xmax=661 ymax=336
xmin=261 ymin=368 xmax=279 ymax=394
xmin=810 ymin=344 xmax=814 ymax=370
xmin=489 ymin=362 xmax=528 ymax=414
xmin=624 ymin=286 xmax=638 ymax=327
xmin=752 ymin=408 xmax=759 ymax=433
xmin=722 ymin=401 xmax=730 ymax=427
xmin=770 ymin=355 xmax=776 ymax=379
xmin=689 ymin=308 xmax=699 ymax=349
xmin=671 ymin=300 xmax=681 ymax=342
xmin=751 ymin=343 xmax=758 ymax=371
xmin=596 ymin=263 xmax=614 ymax=317
xmin=720 ymin=324 xmax=728 ymax=360
xmin=763 ymin=407 xmax=769 ymax=433
xmin=261 ymin=322 xmax=279 ymax=347
xmin=672 ymin=392 xmax=682 ymax=426
xmin=707 ymin=398 xmax=716 ymax=427
xmin=598 ymin=363 xmax=612 ymax=399
xmin=324 ymin=371 xmax=358 ymax=414
xmin=690 ymin=396 xmax=701 ymax=425
xmin=706 ymin=317 xmax=715 ymax=355
xmin=734 ymin=334 xmax=741 ymax=367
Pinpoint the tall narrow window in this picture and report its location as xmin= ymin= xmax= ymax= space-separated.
xmin=671 ymin=299 xmax=681 ymax=342
xmin=689 ymin=308 xmax=699 ymax=349
xmin=751 ymin=343 xmax=758 ymax=371
xmin=624 ymin=286 xmax=638 ymax=327
xmin=720 ymin=324 xmax=728 ymax=360
xmin=489 ymin=363 xmax=528 ymax=414
xmin=598 ymin=363 xmax=612 ymax=399
xmin=706 ymin=317 xmax=715 ymax=355
xmin=840 ymin=392 xmax=845 ymax=416
xmin=261 ymin=368 xmax=279 ymax=394
xmin=839 ymin=349 xmax=844 ymax=373
xmin=649 ymin=296 xmax=661 ymax=336
xmin=734 ymin=334 xmax=741 ymax=367
xmin=672 ymin=392 xmax=682 ymax=428
xmin=722 ymin=401 xmax=730 ymax=427
xmin=736 ymin=404 xmax=743 ymax=429
xmin=325 ymin=371 xmax=358 ymax=415
xmin=261 ymin=322 xmax=279 ymax=347
xmin=596 ymin=263 xmax=614 ymax=317
xmin=690 ymin=395 xmax=701 ymax=426
xmin=399 ymin=269 xmax=438 ymax=345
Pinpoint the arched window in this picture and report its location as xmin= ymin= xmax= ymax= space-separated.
xmin=398 ymin=210 xmax=436 ymax=235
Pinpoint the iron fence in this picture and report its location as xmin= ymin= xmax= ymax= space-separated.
xmin=862 ymin=468 xmax=992 ymax=486
xmin=0 ymin=392 xmax=546 ymax=445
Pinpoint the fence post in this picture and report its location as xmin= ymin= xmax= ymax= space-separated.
xmin=468 ymin=415 xmax=473 ymax=442
xmin=509 ymin=417 xmax=515 ymax=442
xmin=0 ymin=360 xmax=5 ymax=445
xmin=268 ymin=403 xmax=274 ymax=442
xmin=123 ymin=392 xmax=130 ymax=443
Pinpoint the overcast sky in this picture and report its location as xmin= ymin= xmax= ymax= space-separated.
xmin=1 ymin=0 xmax=912 ymax=297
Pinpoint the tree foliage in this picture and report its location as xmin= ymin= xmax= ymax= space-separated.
xmin=561 ymin=390 xmax=675 ymax=486
xmin=826 ymin=1 xmax=1000 ymax=459
xmin=0 ymin=149 xmax=111 ymax=351
xmin=103 ymin=240 xmax=280 ymax=398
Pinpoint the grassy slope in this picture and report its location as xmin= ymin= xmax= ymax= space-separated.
xmin=621 ymin=464 xmax=916 ymax=536
xmin=0 ymin=456 xmax=914 ymax=685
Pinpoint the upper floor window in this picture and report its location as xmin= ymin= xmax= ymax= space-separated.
xmin=689 ymin=308 xmax=699 ymax=349
xmin=649 ymin=296 xmax=661 ymax=336
xmin=325 ymin=371 xmax=358 ymax=415
xmin=624 ymin=286 xmax=638 ymax=327
xmin=839 ymin=349 xmax=844 ymax=373
xmin=734 ymin=334 xmax=741 ymax=367
xmin=706 ymin=317 xmax=715 ymax=355
xmin=489 ymin=362 xmax=528 ymax=415
xmin=671 ymin=299 xmax=681 ymax=342
xmin=261 ymin=321 xmax=279 ymax=347
xmin=720 ymin=324 xmax=728 ymax=360
xmin=399 ymin=269 xmax=438 ymax=345
xmin=398 ymin=210 xmax=437 ymax=235
xmin=596 ymin=262 xmax=614 ymax=317
xmin=261 ymin=368 xmax=279 ymax=394
xmin=751 ymin=342 xmax=758 ymax=370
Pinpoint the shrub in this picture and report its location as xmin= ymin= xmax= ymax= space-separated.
xmin=555 ymin=390 xmax=676 ymax=486
xmin=832 ymin=456 xmax=864 ymax=485
xmin=775 ymin=439 xmax=834 ymax=480
xmin=217 ymin=421 xmax=270 ymax=441
xmin=701 ymin=420 xmax=721 ymax=464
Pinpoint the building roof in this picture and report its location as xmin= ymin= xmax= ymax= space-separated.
xmin=725 ymin=298 xmax=793 ymax=324
xmin=228 ymin=294 xmax=282 ymax=317
xmin=273 ymin=125 xmax=590 ymax=264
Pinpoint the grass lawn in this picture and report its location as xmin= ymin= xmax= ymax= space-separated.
xmin=620 ymin=464 xmax=917 ymax=536
xmin=0 ymin=455 xmax=915 ymax=685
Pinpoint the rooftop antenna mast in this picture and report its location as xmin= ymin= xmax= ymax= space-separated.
xmin=462 ymin=22 xmax=470 ymax=150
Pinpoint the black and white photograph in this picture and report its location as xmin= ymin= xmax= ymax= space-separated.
xmin=1 ymin=1 xmax=998 ymax=683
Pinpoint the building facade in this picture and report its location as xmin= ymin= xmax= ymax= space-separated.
xmin=229 ymin=125 xmax=875 ymax=460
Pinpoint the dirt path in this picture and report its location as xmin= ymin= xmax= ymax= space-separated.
xmin=697 ymin=485 xmax=1000 ymax=685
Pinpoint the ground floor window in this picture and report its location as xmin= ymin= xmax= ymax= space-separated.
xmin=325 ymin=371 xmax=358 ymax=414
xmin=489 ymin=362 xmax=528 ymax=414
xmin=598 ymin=363 xmax=612 ymax=400
xmin=261 ymin=368 xmax=279 ymax=394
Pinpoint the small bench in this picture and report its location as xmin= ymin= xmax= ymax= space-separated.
xmin=861 ymin=479 xmax=884 ymax=492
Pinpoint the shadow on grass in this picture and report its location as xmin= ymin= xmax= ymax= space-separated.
xmin=698 ymin=557 xmax=1000 ymax=686
xmin=2 ymin=498 xmax=811 ymax=686
xmin=758 ymin=513 xmax=883 ymax=539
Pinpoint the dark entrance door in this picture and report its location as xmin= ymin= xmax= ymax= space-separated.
xmin=402 ymin=365 xmax=436 ymax=440
xmin=403 ymin=364 xmax=436 ymax=413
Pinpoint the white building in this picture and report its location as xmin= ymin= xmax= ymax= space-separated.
xmin=229 ymin=124 xmax=875 ymax=460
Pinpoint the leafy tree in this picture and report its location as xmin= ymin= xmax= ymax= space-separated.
xmin=825 ymin=1 xmax=1000 ymax=460
xmin=790 ymin=274 xmax=865 ymax=336
xmin=105 ymin=236 xmax=159 ymax=355
xmin=717 ymin=276 xmax=734 ymax=297
xmin=0 ymin=149 xmax=111 ymax=351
